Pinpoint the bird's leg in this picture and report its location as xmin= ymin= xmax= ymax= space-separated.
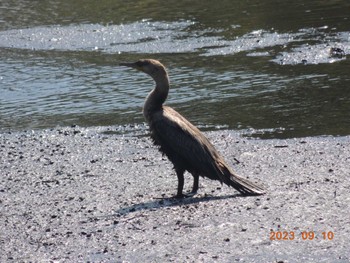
xmin=175 ymin=169 xmax=185 ymax=198
xmin=191 ymin=173 xmax=199 ymax=195
xmin=180 ymin=173 xmax=198 ymax=197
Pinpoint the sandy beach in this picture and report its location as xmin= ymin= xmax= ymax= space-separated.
xmin=1 ymin=126 xmax=349 ymax=262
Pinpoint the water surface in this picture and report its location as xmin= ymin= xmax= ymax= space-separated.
xmin=1 ymin=0 xmax=349 ymax=138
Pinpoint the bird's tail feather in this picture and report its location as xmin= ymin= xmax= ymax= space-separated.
xmin=227 ymin=172 xmax=265 ymax=196
xmin=218 ymin=161 xmax=265 ymax=196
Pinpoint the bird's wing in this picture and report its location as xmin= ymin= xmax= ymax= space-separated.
xmin=151 ymin=107 xmax=225 ymax=180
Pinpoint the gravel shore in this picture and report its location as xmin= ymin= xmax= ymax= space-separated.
xmin=1 ymin=127 xmax=349 ymax=262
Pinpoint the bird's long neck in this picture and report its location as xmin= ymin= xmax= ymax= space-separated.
xmin=143 ymin=73 xmax=169 ymax=122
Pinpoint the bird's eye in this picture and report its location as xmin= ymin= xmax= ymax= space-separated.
xmin=136 ymin=61 xmax=149 ymax=67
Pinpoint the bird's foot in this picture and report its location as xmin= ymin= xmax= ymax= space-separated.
xmin=174 ymin=193 xmax=185 ymax=199
xmin=174 ymin=191 xmax=197 ymax=199
xmin=187 ymin=190 xmax=197 ymax=197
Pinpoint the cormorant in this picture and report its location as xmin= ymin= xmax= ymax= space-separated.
xmin=120 ymin=59 xmax=265 ymax=198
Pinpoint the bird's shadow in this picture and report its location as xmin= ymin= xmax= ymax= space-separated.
xmin=115 ymin=193 xmax=241 ymax=217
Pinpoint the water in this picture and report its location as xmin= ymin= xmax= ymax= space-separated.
xmin=1 ymin=0 xmax=349 ymax=138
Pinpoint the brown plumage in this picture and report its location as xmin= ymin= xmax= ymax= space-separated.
xmin=120 ymin=59 xmax=265 ymax=198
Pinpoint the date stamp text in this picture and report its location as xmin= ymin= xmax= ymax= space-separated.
xmin=270 ymin=231 xmax=334 ymax=241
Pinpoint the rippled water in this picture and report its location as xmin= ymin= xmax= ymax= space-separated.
xmin=1 ymin=0 xmax=349 ymax=138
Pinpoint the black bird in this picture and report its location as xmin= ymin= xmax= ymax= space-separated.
xmin=120 ymin=59 xmax=265 ymax=198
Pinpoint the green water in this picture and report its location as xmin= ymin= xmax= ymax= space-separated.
xmin=1 ymin=0 xmax=349 ymax=138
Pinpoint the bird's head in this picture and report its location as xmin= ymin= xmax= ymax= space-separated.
xmin=120 ymin=59 xmax=167 ymax=79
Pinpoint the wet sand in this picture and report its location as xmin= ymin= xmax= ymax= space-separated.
xmin=1 ymin=127 xmax=349 ymax=262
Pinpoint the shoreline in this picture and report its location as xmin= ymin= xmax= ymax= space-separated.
xmin=1 ymin=127 xmax=349 ymax=262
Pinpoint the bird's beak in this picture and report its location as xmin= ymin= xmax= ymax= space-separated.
xmin=120 ymin=62 xmax=139 ymax=69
